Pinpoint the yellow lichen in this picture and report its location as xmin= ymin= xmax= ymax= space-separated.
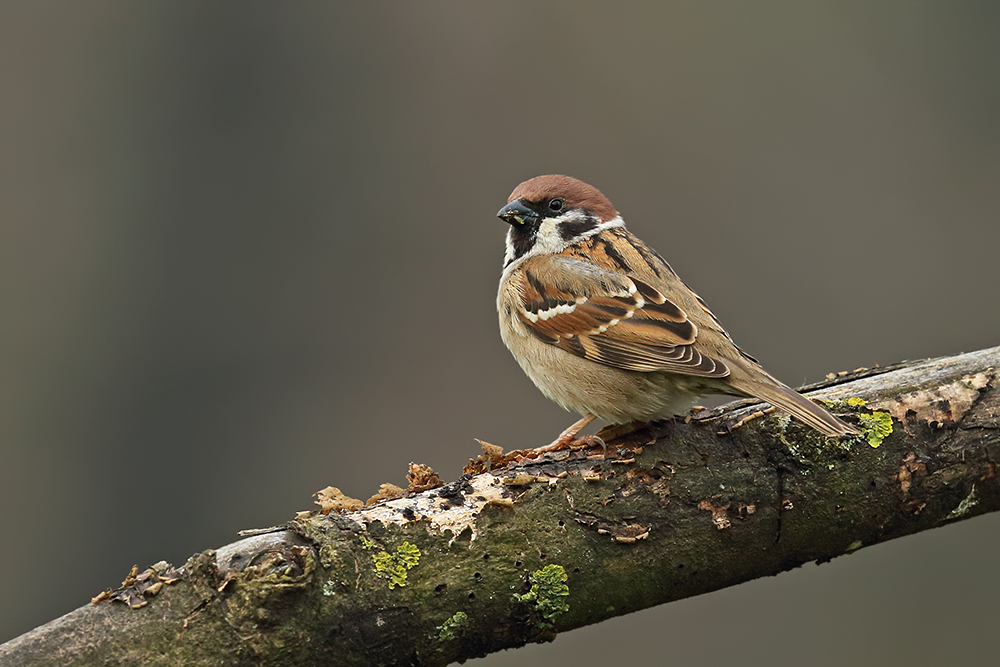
xmin=371 ymin=541 xmax=421 ymax=589
xmin=857 ymin=411 xmax=893 ymax=448
xmin=824 ymin=396 xmax=868 ymax=411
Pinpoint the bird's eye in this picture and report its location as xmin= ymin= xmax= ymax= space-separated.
xmin=548 ymin=198 xmax=564 ymax=212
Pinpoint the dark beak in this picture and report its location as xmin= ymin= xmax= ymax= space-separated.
xmin=497 ymin=199 xmax=539 ymax=226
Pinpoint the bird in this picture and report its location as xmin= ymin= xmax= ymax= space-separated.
xmin=494 ymin=174 xmax=860 ymax=451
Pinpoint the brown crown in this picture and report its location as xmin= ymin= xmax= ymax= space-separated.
xmin=508 ymin=175 xmax=619 ymax=222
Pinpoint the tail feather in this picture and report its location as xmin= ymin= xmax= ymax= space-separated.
xmin=740 ymin=381 xmax=860 ymax=437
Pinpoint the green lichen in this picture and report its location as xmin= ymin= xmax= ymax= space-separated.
xmin=371 ymin=541 xmax=421 ymax=589
xmin=514 ymin=564 xmax=570 ymax=627
xmin=436 ymin=611 xmax=469 ymax=640
xmin=359 ymin=535 xmax=377 ymax=550
xmin=857 ymin=411 xmax=893 ymax=448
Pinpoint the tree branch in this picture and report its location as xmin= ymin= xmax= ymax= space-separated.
xmin=3 ymin=347 xmax=998 ymax=667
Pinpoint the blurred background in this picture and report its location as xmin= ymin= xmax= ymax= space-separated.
xmin=2 ymin=2 xmax=998 ymax=665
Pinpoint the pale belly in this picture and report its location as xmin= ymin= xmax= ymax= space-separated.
xmin=499 ymin=305 xmax=712 ymax=424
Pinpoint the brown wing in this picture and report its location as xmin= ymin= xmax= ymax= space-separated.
xmin=515 ymin=254 xmax=730 ymax=378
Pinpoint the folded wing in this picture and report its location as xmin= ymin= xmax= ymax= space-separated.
xmin=515 ymin=255 xmax=730 ymax=378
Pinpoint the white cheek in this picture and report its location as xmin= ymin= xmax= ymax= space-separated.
xmin=532 ymin=218 xmax=566 ymax=255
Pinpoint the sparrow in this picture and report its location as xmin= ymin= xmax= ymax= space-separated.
xmin=495 ymin=174 xmax=859 ymax=450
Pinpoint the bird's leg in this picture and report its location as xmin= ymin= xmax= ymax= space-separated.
xmin=502 ymin=415 xmax=604 ymax=463
xmin=534 ymin=414 xmax=598 ymax=453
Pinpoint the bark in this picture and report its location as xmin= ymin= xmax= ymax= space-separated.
xmin=2 ymin=347 xmax=999 ymax=667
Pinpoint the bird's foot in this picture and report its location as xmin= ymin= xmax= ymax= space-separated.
xmin=498 ymin=414 xmax=602 ymax=463
xmin=533 ymin=414 xmax=598 ymax=453
xmin=478 ymin=415 xmax=615 ymax=466
xmin=566 ymin=434 xmax=606 ymax=451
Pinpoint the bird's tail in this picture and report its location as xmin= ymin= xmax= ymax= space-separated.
xmin=734 ymin=378 xmax=860 ymax=437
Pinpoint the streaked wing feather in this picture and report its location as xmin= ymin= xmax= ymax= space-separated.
xmin=517 ymin=255 xmax=730 ymax=379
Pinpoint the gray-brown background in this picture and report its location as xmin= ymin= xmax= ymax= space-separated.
xmin=2 ymin=3 xmax=998 ymax=665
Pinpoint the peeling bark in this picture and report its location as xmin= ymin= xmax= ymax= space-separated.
xmin=2 ymin=347 xmax=999 ymax=667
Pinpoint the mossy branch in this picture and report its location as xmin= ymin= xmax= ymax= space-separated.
xmin=2 ymin=347 xmax=999 ymax=667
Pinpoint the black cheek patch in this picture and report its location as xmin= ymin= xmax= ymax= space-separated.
xmin=558 ymin=216 xmax=599 ymax=242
